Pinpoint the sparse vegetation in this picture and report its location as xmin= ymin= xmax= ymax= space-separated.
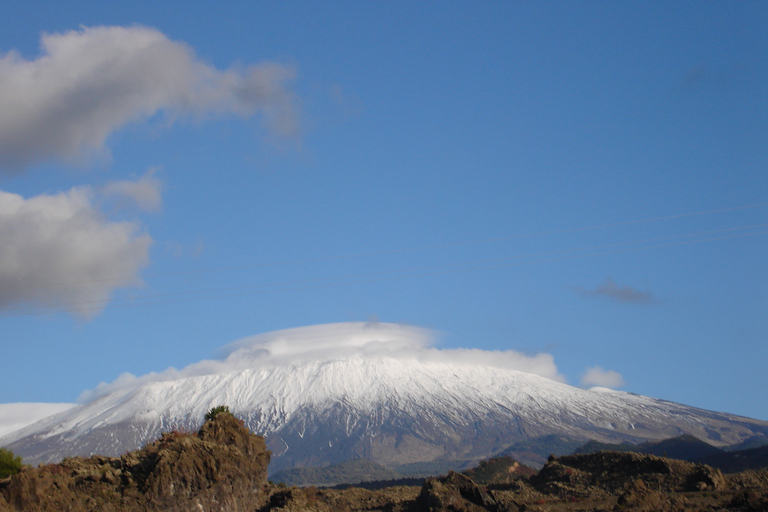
xmin=0 ymin=447 xmax=23 ymax=478
xmin=204 ymin=405 xmax=231 ymax=422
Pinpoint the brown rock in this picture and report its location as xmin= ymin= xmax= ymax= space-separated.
xmin=683 ymin=464 xmax=726 ymax=492
xmin=0 ymin=412 xmax=270 ymax=512
xmin=532 ymin=450 xmax=726 ymax=496
xmin=614 ymin=478 xmax=668 ymax=511
xmin=414 ymin=471 xmax=512 ymax=512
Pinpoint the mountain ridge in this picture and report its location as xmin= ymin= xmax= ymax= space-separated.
xmin=4 ymin=323 xmax=768 ymax=473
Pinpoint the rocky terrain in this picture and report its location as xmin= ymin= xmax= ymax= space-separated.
xmin=2 ymin=411 xmax=768 ymax=511
xmin=0 ymin=412 xmax=270 ymax=512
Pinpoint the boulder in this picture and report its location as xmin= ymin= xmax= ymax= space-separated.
xmin=414 ymin=471 xmax=513 ymax=512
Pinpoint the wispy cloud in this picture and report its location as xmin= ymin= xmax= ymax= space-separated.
xmin=102 ymin=167 xmax=163 ymax=213
xmin=574 ymin=277 xmax=655 ymax=304
xmin=0 ymin=25 xmax=300 ymax=172
xmin=0 ymin=403 xmax=76 ymax=438
xmin=0 ymin=182 xmax=155 ymax=319
xmin=581 ymin=366 xmax=625 ymax=389
xmin=79 ymin=322 xmax=566 ymax=401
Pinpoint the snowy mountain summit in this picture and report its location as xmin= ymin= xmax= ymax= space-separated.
xmin=4 ymin=322 xmax=768 ymax=471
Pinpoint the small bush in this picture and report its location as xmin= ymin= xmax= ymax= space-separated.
xmin=204 ymin=405 xmax=231 ymax=422
xmin=0 ymin=447 xmax=23 ymax=478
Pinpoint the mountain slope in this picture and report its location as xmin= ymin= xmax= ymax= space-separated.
xmin=4 ymin=323 xmax=768 ymax=473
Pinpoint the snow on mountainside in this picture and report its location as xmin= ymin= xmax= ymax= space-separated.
xmin=4 ymin=323 xmax=768 ymax=472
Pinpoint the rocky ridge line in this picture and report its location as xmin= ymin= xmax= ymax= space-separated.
xmin=0 ymin=412 xmax=270 ymax=512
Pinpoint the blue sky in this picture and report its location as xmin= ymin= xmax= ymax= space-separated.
xmin=1 ymin=2 xmax=766 ymax=421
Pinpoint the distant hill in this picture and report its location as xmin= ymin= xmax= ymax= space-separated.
xmin=572 ymin=439 xmax=638 ymax=455
xmin=572 ymin=434 xmax=768 ymax=473
xmin=270 ymin=458 xmax=401 ymax=487
xmin=644 ymin=435 xmax=724 ymax=460
xmin=271 ymin=455 xmax=539 ymax=489
xmin=495 ymin=434 xmax=588 ymax=468
xmin=723 ymin=435 xmax=768 ymax=452
xmin=574 ymin=434 xmax=723 ymax=461
xmin=392 ymin=459 xmax=476 ymax=477
xmin=697 ymin=445 xmax=768 ymax=473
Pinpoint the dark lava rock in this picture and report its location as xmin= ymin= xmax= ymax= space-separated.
xmin=414 ymin=471 xmax=513 ymax=512
xmin=531 ymin=451 xmax=726 ymax=496
xmin=614 ymin=478 xmax=669 ymax=511
xmin=0 ymin=412 xmax=270 ymax=512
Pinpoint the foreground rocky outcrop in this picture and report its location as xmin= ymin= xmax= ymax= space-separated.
xmin=414 ymin=472 xmax=510 ymax=512
xmin=258 ymin=451 xmax=768 ymax=512
xmin=529 ymin=451 xmax=727 ymax=496
xmin=0 ymin=412 xmax=270 ymax=512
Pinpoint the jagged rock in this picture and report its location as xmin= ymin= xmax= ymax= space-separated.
xmin=532 ymin=451 xmax=725 ymax=496
xmin=414 ymin=471 xmax=512 ymax=512
xmin=683 ymin=464 xmax=726 ymax=492
xmin=261 ymin=484 xmax=420 ymax=512
xmin=260 ymin=487 xmax=335 ymax=512
xmin=0 ymin=412 xmax=270 ymax=512
xmin=614 ymin=478 xmax=669 ymax=511
xmin=0 ymin=493 xmax=10 ymax=512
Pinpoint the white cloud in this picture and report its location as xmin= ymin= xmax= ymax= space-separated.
xmin=581 ymin=365 xmax=625 ymax=389
xmin=0 ymin=25 xmax=300 ymax=172
xmin=0 ymin=403 xmax=76 ymax=438
xmin=78 ymin=322 xmax=566 ymax=401
xmin=102 ymin=167 xmax=163 ymax=212
xmin=0 ymin=185 xmax=152 ymax=318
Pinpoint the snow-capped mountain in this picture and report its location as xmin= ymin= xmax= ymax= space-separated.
xmin=4 ymin=323 xmax=767 ymax=472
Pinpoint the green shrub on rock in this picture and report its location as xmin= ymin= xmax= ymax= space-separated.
xmin=204 ymin=405 xmax=231 ymax=422
xmin=0 ymin=447 xmax=23 ymax=478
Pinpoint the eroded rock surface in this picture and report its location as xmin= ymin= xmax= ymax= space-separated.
xmin=0 ymin=413 xmax=269 ymax=512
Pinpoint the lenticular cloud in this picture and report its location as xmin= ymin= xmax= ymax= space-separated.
xmin=79 ymin=322 xmax=565 ymax=401
xmin=0 ymin=25 xmax=299 ymax=172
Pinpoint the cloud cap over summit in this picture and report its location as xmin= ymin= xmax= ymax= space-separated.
xmin=80 ymin=322 xmax=567 ymax=401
